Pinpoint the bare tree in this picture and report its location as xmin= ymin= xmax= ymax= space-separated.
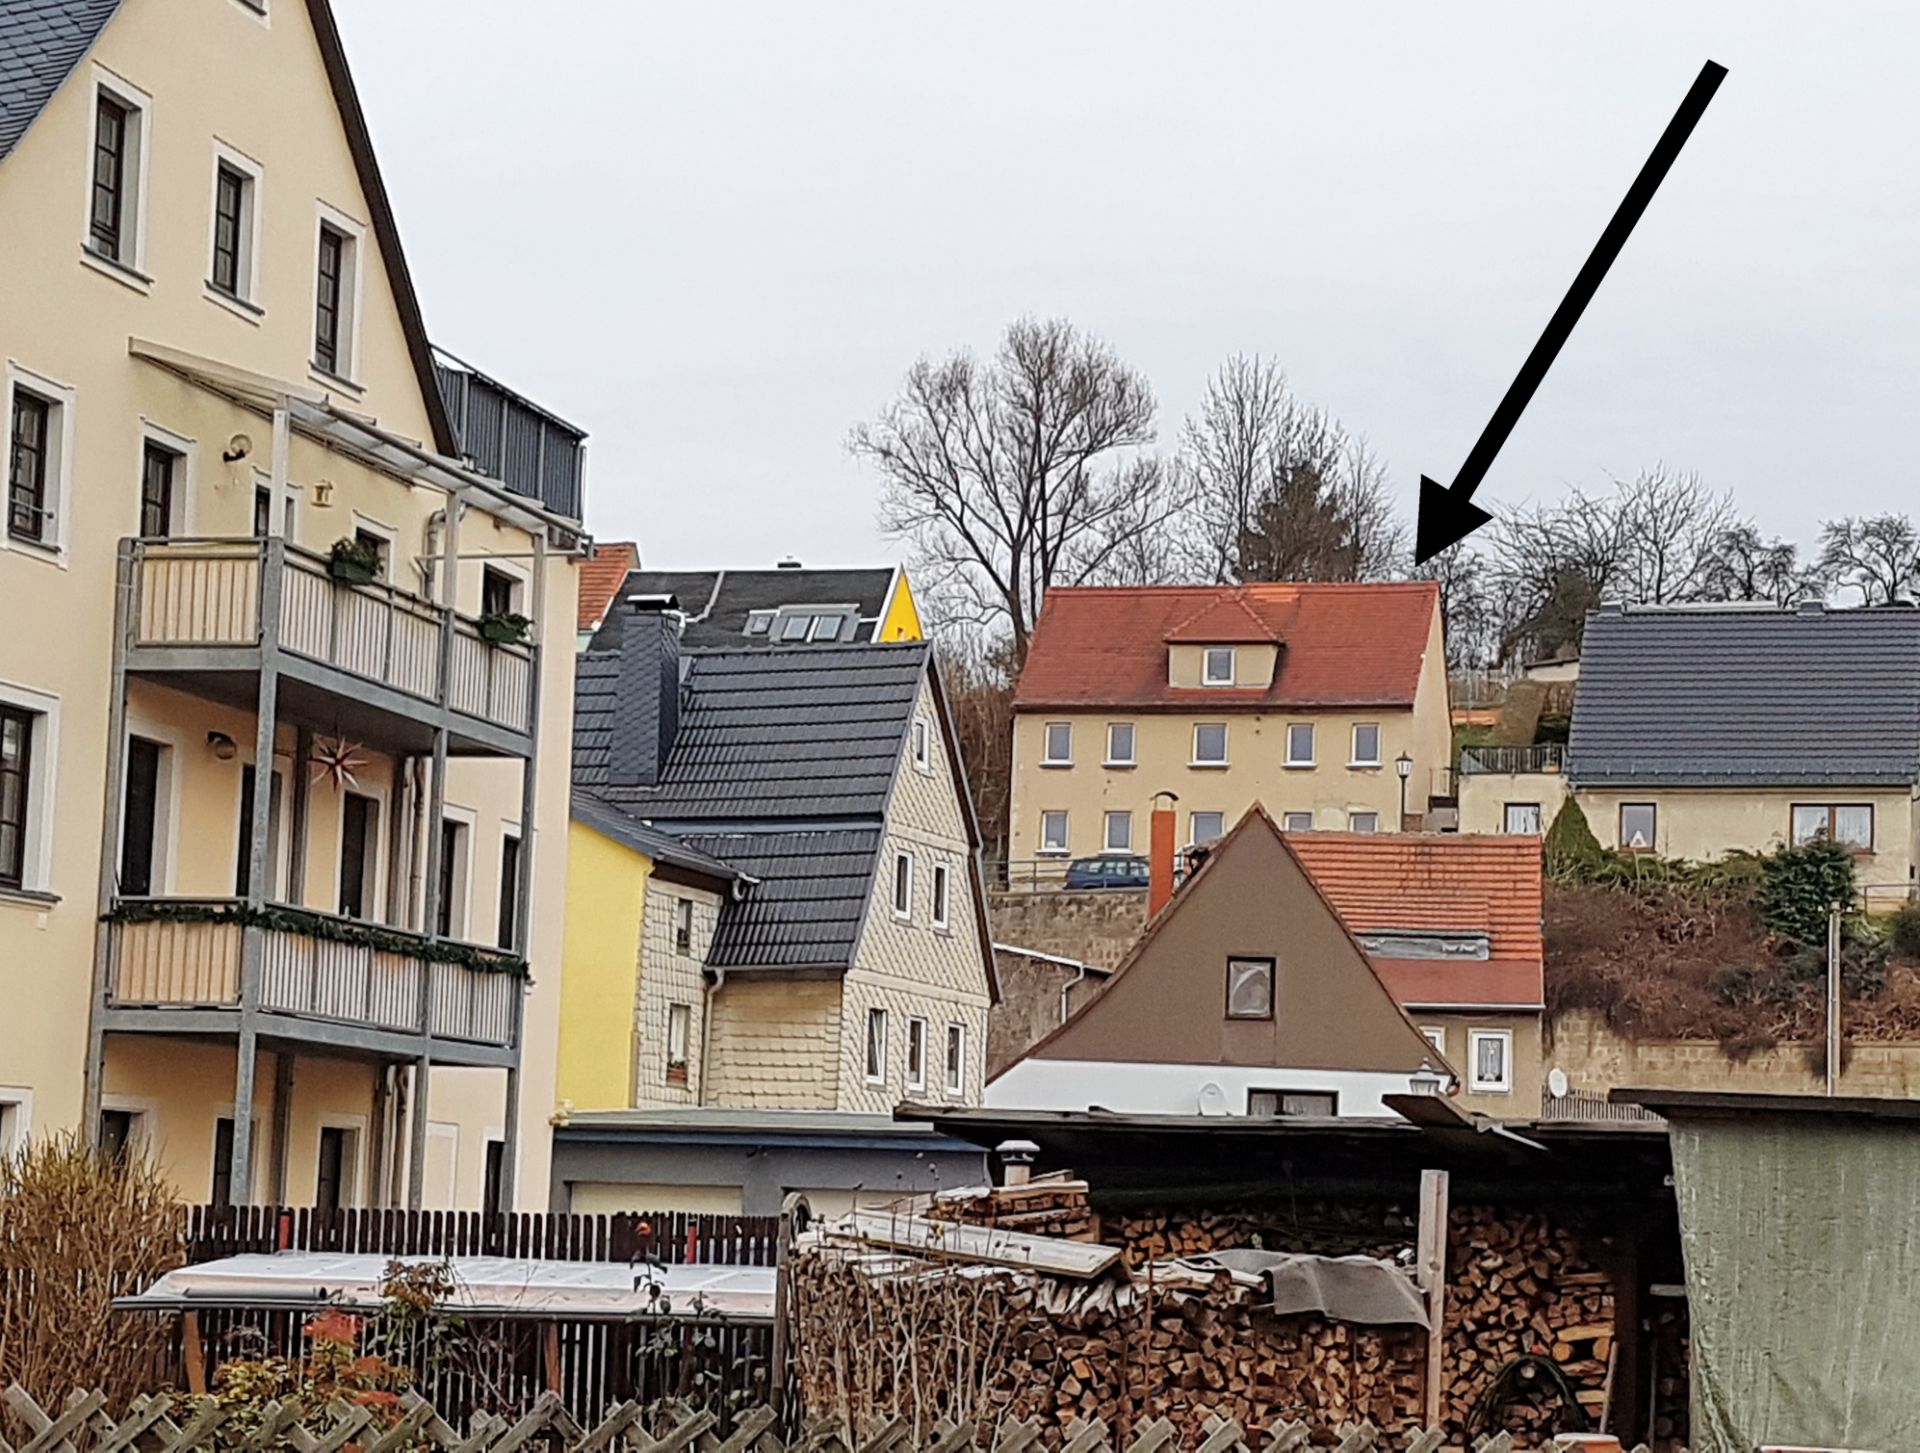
xmin=1698 ymin=524 xmax=1820 ymax=604
xmin=1608 ymin=466 xmax=1742 ymax=605
xmin=1413 ymin=542 xmax=1497 ymax=668
xmin=1176 ymin=356 xmax=1401 ymax=584
xmin=855 ymin=318 xmax=1178 ymax=668
xmin=1817 ymin=515 xmax=1920 ymax=605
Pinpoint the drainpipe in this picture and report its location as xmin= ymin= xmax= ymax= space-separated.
xmin=1059 ymin=960 xmax=1093 ymax=1026
xmin=695 ymin=966 xmax=726 ymax=1107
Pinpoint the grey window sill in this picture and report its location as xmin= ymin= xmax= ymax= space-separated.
xmin=0 ymin=885 xmax=60 ymax=910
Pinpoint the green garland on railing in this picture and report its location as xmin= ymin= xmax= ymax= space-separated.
xmin=103 ymin=899 xmax=530 ymax=979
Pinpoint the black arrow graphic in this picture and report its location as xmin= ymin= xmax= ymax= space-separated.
xmin=1414 ymin=59 xmax=1728 ymax=563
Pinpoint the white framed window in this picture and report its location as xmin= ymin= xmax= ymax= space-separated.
xmin=892 ymin=850 xmax=913 ymax=919
xmin=1042 ymin=721 xmax=1073 ymax=766
xmin=1104 ymin=810 xmax=1134 ymax=853
xmin=348 ymin=513 xmax=396 ymax=584
xmin=666 ymin=1003 xmax=691 ymax=1084
xmin=674 ymin=896 xmax=695 ymax=954
xmin=906 ymin=1017 xmax=928 ymax=1093
xmin=945 ymin=1022 xmax=966 ymax=1096
xmin=1202 ymin=647 xmax=1236 ymax=686
xmin=6 ymin=365 xmax=76 ymax=558
xmin=312 ymin=203 xmax=366 ymax=384
xmin=931 ymin=862 xmax=951 ymax=929
xmin=206 ymin=142 xmax=264 ymax=314
xmin=1285 ymin=723 xmax=1316 ymax=767
xmin=1226 ymin=957 xmax=1275 ymax=1019
xmin=1281 ymin=811 xmax=1313 ymax=833
xmin=809 ymin=613 xmax=843 ymax=642
xmin=1350 ymin=723 xmax=1381 ymax=767
xmin=1504 ymin=802 xmax=1543 ymax=835
xmin=864 ymin=1007 xmax=888 ymax=1084
xmin=1469 ymin=1029 xmax=1513 ymax=1093
xmin=912 ymin=716 xmax=932 ymax=772
xmin=434 ymin=808 xmax=475 ymax=940
xmin=1619 ymin=802 xmax=1657 ymax=852
xmin=1190 ymin=811 xmax=1225 ymax=845
xmin=1348 ymin=811 xmax=1379 ymax=834
xmin=1421 ymin=1026 xmax=1446 ymax=1056
xmin=82 ymin=68 xmax=152 ymax=283
xmin=1105 ymin=722 xmax=1136 ymax=767
xmin=0 ymin=682 xmax=60 ymax=898
xmin=1039 ymin=810 xmax=1070 ymax=855
xmin=1248 ymin=1089 xmax=1337 ymax=1118
xmin=1192 ymin=722 xmax=1228 ymax=766
xmin=135 ymin=421 xmax=196 ymax=539
xmin=0 ymin=1089 xmax=31 ymax=1159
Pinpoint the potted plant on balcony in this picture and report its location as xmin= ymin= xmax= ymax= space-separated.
xmin=327 ymin=534 xmax=381 ymax=585
xmin=477 ymin=609 xmax=534 ymax=646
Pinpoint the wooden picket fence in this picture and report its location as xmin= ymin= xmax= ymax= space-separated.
xmin=0 ymin=1386 xmax=1658 ymax=1453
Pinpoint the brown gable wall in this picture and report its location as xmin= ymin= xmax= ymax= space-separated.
xmin=1027 ymin=811 xmax=1438 ymax=1075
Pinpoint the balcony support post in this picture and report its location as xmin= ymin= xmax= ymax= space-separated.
xmin=407 ymin=1055 xmax=431 ymax=1211
xmin=288 ymin=725 xmax=312 ymax=908
xmin=268 ymin=1051 xmax=294 ymax=1204
xmin=83 ymin=542 xmax=139 ymax=1148
xmin=494 ymin=528 xmax=547 ymax=1210
xmin=231 ymin=537 xmax=287 ymax=1205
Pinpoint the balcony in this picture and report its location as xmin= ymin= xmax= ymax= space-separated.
xmin=123 ymin=538 xmax=535 ymax=755
xmin=1459 ymin=743 xmax=1567 ymax=775
xmin=104 ymin=899 xmax=519 ymax=1063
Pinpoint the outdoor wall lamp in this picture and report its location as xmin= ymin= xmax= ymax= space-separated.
xmin=1409 ymin=1061 xmax=1444 ymax=1096
xmin=206 ymin=731 xmax=238 ymax=761
xmin=1395 ymin=752 xmax=1413 ymax=781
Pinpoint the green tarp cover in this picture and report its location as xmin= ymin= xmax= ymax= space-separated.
xmin=1672 ymin=1116 xmax=1920 ymax=1453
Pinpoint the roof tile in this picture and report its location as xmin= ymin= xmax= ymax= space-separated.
xmin=576 ymin=542 xmax=639 ymax=633
xmin=0 ymin=0 xmax=121 ymax=164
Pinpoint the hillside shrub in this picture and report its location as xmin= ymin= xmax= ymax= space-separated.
xmin=1543 ymin=799 xmax=1605 ymax=881
xmin=1755 ymin=837 xmax=1859 ymax=947
xmin=1891 ymin=897 xmax=1920 ymax=958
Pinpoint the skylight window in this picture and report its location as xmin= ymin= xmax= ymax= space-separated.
xmin=811 ymin=614 xmax=842 ymax=642
xmin=780 ymin=614 xmax=811 ymax=642
xmin=745 ymin=611 xmax=773 ymax=635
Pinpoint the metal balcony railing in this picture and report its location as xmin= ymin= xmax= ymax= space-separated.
xmin=1458 ymin=742 xmax=1567 ymax=775
xmin=106 ymin=898 xmax=517 ymax=1048
xmin=127 ymin=538 xmax=535 ymax=737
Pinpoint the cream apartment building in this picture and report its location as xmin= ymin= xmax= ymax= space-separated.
xmin=0 ymin=0 xmax=584 ymax=1210
xmin=1457 ymin=603 xmax=1920 ymax=909
xmin=1008 ymin=583 xmax=1451 ymax=870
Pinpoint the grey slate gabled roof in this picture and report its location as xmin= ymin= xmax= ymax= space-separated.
xmin=678 ymin=828 xmax=882 ymax=969
xmin=1569 ymin=604 xmax=1920 ymax=787
xmin=0 ymin=0 xmax=120 ymax=164
xmin=571 ymin=793 xmax=744 ymax=887
xmin=574 ymin=643 xmax=927 ymax=822
xmin=605 ymin=568 xmax=898 ymax=650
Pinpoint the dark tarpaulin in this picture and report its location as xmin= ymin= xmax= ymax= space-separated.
xmin=1178 ymin=1250 xmax=1430 ymax=1328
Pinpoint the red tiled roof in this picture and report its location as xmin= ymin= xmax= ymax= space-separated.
xmin=1013 ymin=583 xmax=1439 ymax=710
xmin=1287 ymin=831 xmax=1544 ymax=1010
xmin=577 ymin=541 xmax=640 ymax=633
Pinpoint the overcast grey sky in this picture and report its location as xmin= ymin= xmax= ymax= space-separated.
xmin=335 ymin=2 xmax=1920 ymax=571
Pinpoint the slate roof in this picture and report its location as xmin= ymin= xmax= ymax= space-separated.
xmin=1015 ymin=583 xmax=1439 ymax=711
xmin=1569 ymin=604 xmax=1920 ymax=787
xmin=570 ymin=793 xmax=742 ymax=886
xmin=607 ymin=568 xmax=898 ymax=650
xmin=677 ymin=829 xmax=882 ymax=969
xmin=0 ymin=0 xmax=120 ymax=164
xmin=574 ymin=643 xmax=927 ymax=822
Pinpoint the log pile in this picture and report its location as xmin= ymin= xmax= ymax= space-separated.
xmin=926 ymin=1175 xmax=1098 ymax=1242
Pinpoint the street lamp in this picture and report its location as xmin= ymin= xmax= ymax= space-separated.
xmin=1409 ymin=1060 xmax=1444 ymax=1096
xmin=1395 ymin=752 xmax=1414 ymax=831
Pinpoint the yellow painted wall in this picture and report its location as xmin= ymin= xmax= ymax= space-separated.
xmin=0 ymin=0 xmax=579 ymax=1207
xmin=876 ymin=570 xmax=924 ymax=643
xmin=556 ymin=820 xmax=650 ymax=1111
xmin=1456 ymin=770 xmax=1571 ymax=836
xmin=1415 ymin=1012 xmax=1545 ymax=1118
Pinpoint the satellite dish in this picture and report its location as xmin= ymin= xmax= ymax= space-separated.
xmin=1547 ymin=1066 xmax=1570 ymax=1099
xmin=1197 ymin=1082 xmax=1229 ymax=1117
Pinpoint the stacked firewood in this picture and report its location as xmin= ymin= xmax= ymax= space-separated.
xmin=926 ymin=1176 xmax=1098 ymax=1242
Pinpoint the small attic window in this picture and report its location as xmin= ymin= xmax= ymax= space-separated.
xmin=780 ymin=614 xmax=812 ymax=642
xmin=745 ymin=611 xmax=773 ymax=635
xmin=1226 ymin=957 xmax=1274 ymax=1019
xmin=810 ymin=614 xmax=842 ymax=642
xmin=1203 ymin=647 xmax=1236 ymax=686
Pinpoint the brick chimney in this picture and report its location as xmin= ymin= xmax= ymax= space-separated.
xmin=1148 ymin=792 xmax=1179 ymax=916
xmin=608 ymin=596 xmax=683 ymax=788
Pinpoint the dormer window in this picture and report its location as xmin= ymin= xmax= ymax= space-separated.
xmin=1202 ymin=647 xmax=1236 ymax=686
xmin=780 ymin=614 xmax=811 ymax=642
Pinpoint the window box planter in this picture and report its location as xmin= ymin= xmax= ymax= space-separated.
xmin=477 ymin=611 xmax=533 ymax=646
xmin=327 ymin=537 xmax=381 ymax=585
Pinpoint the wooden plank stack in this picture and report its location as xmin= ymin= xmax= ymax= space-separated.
xmin=925 ymin=1177 xmax=1099 ymax=1242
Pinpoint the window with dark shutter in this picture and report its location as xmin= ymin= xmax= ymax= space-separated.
xmin=8 ymin=393 xmax=50 ymax=543
xmin=315 ymin=225 xmax=346 ymax=374
xmin=90 ymin=95 xmax=129 ymax=258
xmin=0 ymin=705 xmax=33 ymax=890
xmin=139 ymin=441 xmax=176 ymax=539
xmin=212 ymin=163 xmax=246 ymax=296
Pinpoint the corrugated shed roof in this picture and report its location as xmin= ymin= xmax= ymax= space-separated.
xmin=1570 ymin=604 xmax=1920 ymax=787
xmin=0 ymin=0 xmax=120 ymax=163
xmin=575 ymin=542 xmax=638 ymax=633
xmin=574 ymin=643 xmax=926 ymax=822
xmin=612 ymin=568 xmax=897 ymax=650
xmin=678 ymin=829 xmax=882 ymax=969
xmin=1014 ymin=583 xmax=1438 ymax=711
